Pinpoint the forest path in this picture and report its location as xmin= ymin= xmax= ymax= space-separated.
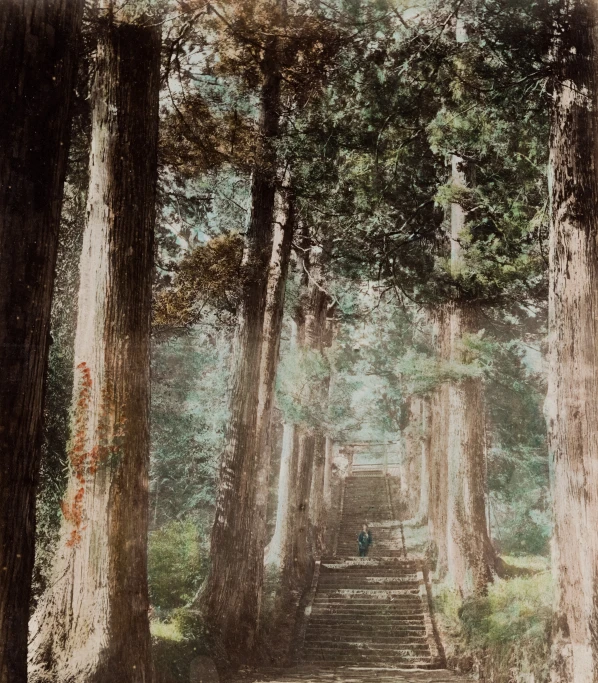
xmin=300 ymin=474 xmax=443 ymax=669
xmin=236 ymin=474 xmax=475 ymax=683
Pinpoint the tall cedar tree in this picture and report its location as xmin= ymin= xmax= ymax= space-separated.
xmin=0 ymin=1 xmax=83 ymax=681
xmin=446 ymin=148 xmax=497 ymax=596
xmin=29 ymin=13 xmax=160 ymax=682
xmin=200 ymin=8 xmax=283 ymax=662
xmin=547 ymin=1 xmax=598 ymax=680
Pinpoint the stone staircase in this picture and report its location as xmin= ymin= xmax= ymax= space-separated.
xmin=301 ymin=473 xmax=444 ymax=670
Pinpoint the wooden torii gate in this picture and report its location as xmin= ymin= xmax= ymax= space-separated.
xmin=340 ymin=441 xmax=402 ymax=476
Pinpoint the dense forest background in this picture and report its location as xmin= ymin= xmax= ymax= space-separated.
xmin=3 ymin=0 xmax=598 ymax=681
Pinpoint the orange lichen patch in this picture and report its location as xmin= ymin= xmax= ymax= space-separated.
xmin=60 ymin=363 xmax=128 ymax=548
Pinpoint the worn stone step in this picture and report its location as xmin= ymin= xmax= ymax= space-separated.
xmin=313 ymin=597 xmax=422 ymax=604
xmin=303 ymin=657 xmax=435 ymax=664
xmin=304 ymin=641 xmax=431 ymax=658
xmin=310 ymin=602 xmax=424 ymax=610
xmin=305 ymin=627 xmax=428 ymax=645
xmin=314 ymin=591 xmax=421 ymax=599
xmin=308 ymin=617 xmax=426 ymax=625
xmin=306 ymin=624 xmax=426 ymax=634
xmin=304 ymin=635 xmax=429 ymax=645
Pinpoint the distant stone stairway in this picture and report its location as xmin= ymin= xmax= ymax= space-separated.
xmin=301 ymin=473 xmax=444 ymax=670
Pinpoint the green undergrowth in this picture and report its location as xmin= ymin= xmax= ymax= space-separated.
xmin=151 ymin=618 xmax=203 ymax=683
xmin=148 ymin=519 xmax=205 ymax=611
xmin=434 ymin=556 xmax=552 ymax=682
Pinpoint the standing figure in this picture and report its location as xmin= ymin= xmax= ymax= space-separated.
xmin=358 ymin=523 xmax=373 ymax=557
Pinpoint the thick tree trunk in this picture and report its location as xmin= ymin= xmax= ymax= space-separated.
xmin=0 ymin=2 xmax=83 ymax=680
xmin=402 ymin=398 xmax=423 ymax=518
xmin=29 ymin=15 xmax=160 ymax=683
xmin=414 ymin=398 xmax=431 ymax=524
xmin=446 ymin=304 xmax=495 ymax=597
xmin=427 ymin=310 xmax=450 ymax=575
xmin=548 ymin=3 xmax=598 ymax=680
xmin=265 ymin=419 xmax=299 ymax=570
xmin=303 ymin=261 xmax=330 ymax=557
xmin=291 ymin=428 xmax=317 ymax=584
xmin=201 ymin=36 xmax=281 ymax=661
xmin=323 ymin=438 xmax=335 ymax=512
xmin=251 ymin=183 xmax=294 ymax=625
xmin=309 ymin=432 xmax=327 ymax=556
xmin=445 ymin=150 xmax=496 ymax=597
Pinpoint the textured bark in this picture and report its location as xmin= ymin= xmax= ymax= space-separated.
xmin=445 ymin=147 xmax=495 ymax=597
xmin=251 ymin=184 xmax=294 ymax=622
xmin=548 ymin=3 xmax=598 ymax=680
xmin=415 ymin=398 xmax=431 ymax=524
xmin=446 ymin=304 xmax=495 ymax=597
xmin=201 ymin=35 xmax=281 ymax=661
xmin=291 ymin=428 xmax=316 ymax=584
xmin=0 ymin=2 xmax=83 ymax=680
xmin=401 ymin=398 xmax=423 ymax=519
xmin=304 ymin=261 xmax=330 ymax=557
xmin=309 ymin=432 xmax=327 ymax=556
xmin=427 ymin=310 xmax=450 ymax=576
xmin=323 ymin=437 xmax=336 ymax=513
xmin=29 ymin=16 xmax=160 ymax=683
xmin=265 ymin=419 xmax=298 ymax=570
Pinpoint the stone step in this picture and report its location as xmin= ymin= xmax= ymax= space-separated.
xmin=312 ymin=600 xmax=423 ymax=606
xmin=319 ymin=567 xmax=417 ymax=574
xmin=305 ymin=638 xmax=429 ymax=648
xmin=308 ymin=617 xmax=427 ymax=627
xmin=314 ymin=590 xmax=421 ymax=597
xmin=311 ymin=601 xmax=424 ymax=609
xmin=300 ymin=658 xmax=440 ymax=670
xmin=304 ymin=641 xmax=431 ymax=658
xmin=301 ymin=655 xmax=435 ymax=666
xmin=306 ymin=631 xmax=428 ymax=640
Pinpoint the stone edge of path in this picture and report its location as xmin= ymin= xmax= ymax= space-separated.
xmin=417 ymin=561 xmax=446 ymax=668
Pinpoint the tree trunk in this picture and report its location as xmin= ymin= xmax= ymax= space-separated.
xmin=323 ymin=439 xmax=335 ymax=512
xmin=445 ymin=148 xmax=496 ymax=597
xmin=265 ymin=419 xmax=299 ymax=571
xmin=415 ymin=397 xmax=431 ymax=524
xmin=0 ymin=2 xmax=83 ymax=680
xmin=303 ymin=258 xmax=330 ymax=557
xmin=201 ymin=35 xmax=281 ymax=662
xmin=251 ymin=182 xmax=294 ymax=626
xmin=548 ymin=3 xmax=598 ymax=680
xmin=402 ymin=397 xmax=423 ymax=519
xmin=309 ymin=432 xmax=327 ymax=556
xmin=291 ymin=428 xmax=316 ymax=585
xmin=427 ymin=310 xmax=450 ymax=576
xmin=446 ymin=304 xmax=495 ymax=596
xmin=28 ymin=16 xmax=160 ymax=683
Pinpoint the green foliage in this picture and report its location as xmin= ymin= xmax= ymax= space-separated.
xmin=148 ymin=519 xmax=204 ymax=610
xmin=150 ymin=330 xmax=229 ymax=525
xmin=435 ymin=560 xmax=552 ymax=682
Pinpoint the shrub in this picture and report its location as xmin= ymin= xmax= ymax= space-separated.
xmin=148 ymin=519 xmax=203 ymax=610
xmin=435 ymin=561 xmax=553 ymax=682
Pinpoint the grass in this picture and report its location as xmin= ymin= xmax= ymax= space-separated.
xmin=151 ymin=619 xmax=184 ymax=642
xmin=151 ymin=617 xmax=211 ymax=683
